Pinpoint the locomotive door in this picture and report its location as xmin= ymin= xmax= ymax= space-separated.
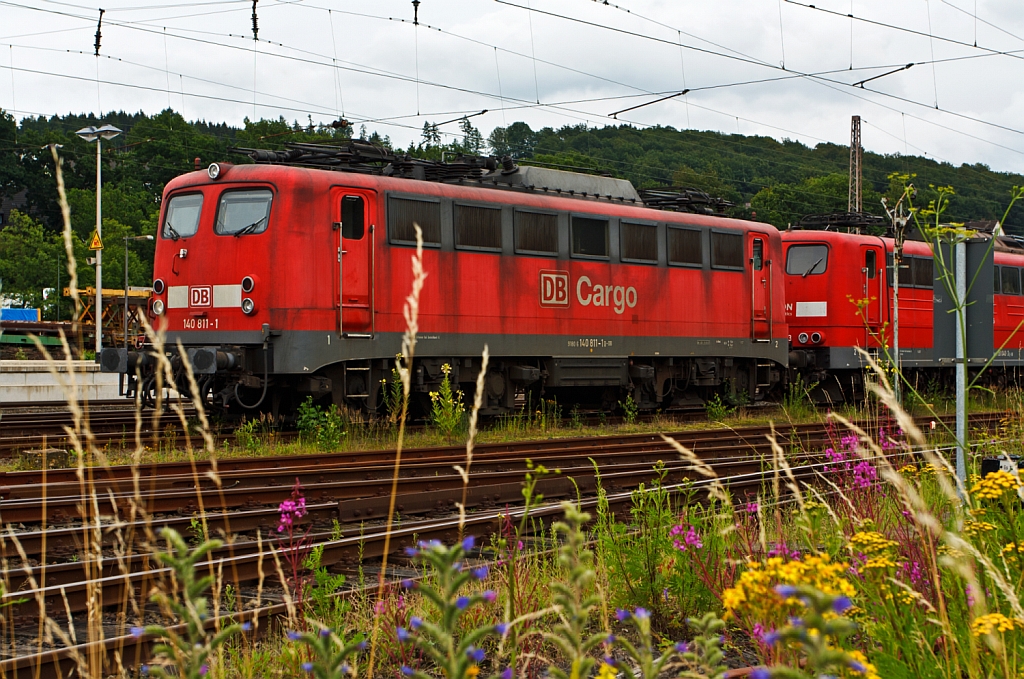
xmin=332 ymin=189 xmax=375 ymax=337
xmin=860 ymin=244 xmax=883 ymax=346
xmin=750 ymin=236 xmax=770 ymax=341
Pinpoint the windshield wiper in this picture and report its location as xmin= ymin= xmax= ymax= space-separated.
xmin=164 ymin=220 xmax=181 ymax=241
xmin=233 ymin=216 xmax=266 ymax=238
xmin=802 ymin=257 xmax=824 ymax=278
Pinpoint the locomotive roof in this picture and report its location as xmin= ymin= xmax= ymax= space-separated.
xmin=229 ymin=140 xmax=732 ymax=215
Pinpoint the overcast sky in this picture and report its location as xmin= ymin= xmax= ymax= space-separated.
xmin=3 ymin=0 xmax=1024 ymax=175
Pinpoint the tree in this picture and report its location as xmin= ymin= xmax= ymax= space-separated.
xmin=488 ymin=122 xmax=537 ymax=158
xmin=421 ymin=121 xmax=441 ymax=147
xmin=459 ymin=117 xmax=484 ymax=155
xmin=0 ymin=210 xmax=69 ymax=314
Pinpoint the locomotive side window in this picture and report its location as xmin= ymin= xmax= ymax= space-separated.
xmin=388 ymin=196 xmax=441 ymax=246
xmin=620 ymin=221 xmax=657 ymax=263
xmin=455 ymin=204 xmax=502 ymax=251
xmin=341 ymin=196 xmax=364 ymax=240
xmin=571 ymin=216 xmax=609 ymax=259
xmin=912 ymin=257 xmax=933 ymax=288
xmin=163 ymin=193 xmax=203 ymax=239
xmin=667 ymin=226 xmax=703 ymax=267
xmin=898 ymin=256 xmax=914 ymax=286
xmin=785 ymin=244 xmax=828 ymax=276
xmin=865 ymin=250 xmax=876 ymax=278
xmin=214 ymin=189 xmax=272 ymax=236
xmin=711 ymin=231 xmax=744 ymax=269
xmin=1002 ymin=266 xmax=1021 ymax=295
xmin=994 ymin=266 xmax=1002 ymax=293
xmin=752 ymin=239 xmax=763 ymax=271
xmin=514 ymin=210 xmax=558 ymax=255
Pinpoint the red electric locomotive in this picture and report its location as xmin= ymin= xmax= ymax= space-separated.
xmin=102 ymin=143 xmax=788 ymax=417
xmin=782 ymin=225 xmax=1024 ymax=402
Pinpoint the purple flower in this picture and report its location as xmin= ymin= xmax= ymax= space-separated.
xmin=501 ymin=669 xmax=513 ymax=679
xmin=483 ymin=590 xmax=498 ymax=603
xmin=849 ymin=661 xmax=867 ymax=673
xmin=401 ymin=666 xmax=415 ymax=676
xmin=462 ymin=535 xmax=476 ymax=551
xmin=745 ymin=501 xmax=759 ymax=514
xmin=301 ymin=663 xmax=314 ymax=673
xmin=410 ymin=617 xmax=423 ymax=630
xmin=602 ymin=656 xmax=617 ymax=667
xmin=675 ymin=641 xmax=688 ymax=653
xmin=456 ymin=596 xmax=471 ymax=609
xmin=615 ymin=609 xmax=630 ymax=621
xmin=404 ymin=547 xmax=419 ymax=557
xmin=466 ymin=647 xmax=486 ymax=663
xmin=473 ymin=566 xmax=489 ymax=580
xmin=751 ymin=669 xmax=771 ymax=679
xmin=775 ymin=585 xmax=798 ymax=598
xmin=606 ymin=634 xmax=616 ymax=645
xmin=401 ymin=578 xmax=416 ymax=589
xmin=495 ymin=623 xmax=508 ymax=636
xmin=634 ymin=607 xmax=650 ymax=620
xmin=319 ymin=628 xmax=331 ymax=637
xmin=516 ymin=540 xmax=524 ymax=551
xmin=762 ymin=631 xmax=780 ymax=646
xmin=832 ymin=596 xmax=853 ymax=614
xmin=140 ymin=665 xmax=149 ymax=675
xmin=358 ymin=640 xmax=368 ymax=650
xmin=287 ymin=631 xmax=302 ymax=641
xmin=241 ymin=622 xmax=252 ymax=632
xmin=130 ymin=626 xmax=145 ymax=638
xmin=397 ymin=627 xmax=409 ymax=643
xmin=199 ymin=665 xmax=209 ymax=677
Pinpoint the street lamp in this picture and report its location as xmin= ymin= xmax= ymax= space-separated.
xmin=124 ymin=234 xmax=154 ymax=348
xmin=75 ymin=123 xmax=122 ymax=356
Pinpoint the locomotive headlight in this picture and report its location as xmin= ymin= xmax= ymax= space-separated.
xmin=797 ymin=332 xmax=809 ymax=344
xmin=208 ymin=163 xmax=222 ymax=180
xmin=153 ymin=278 xmax=165 ymax=295
xmin=810 ymin=332 xmax=822 ymax=344
xmin=241 ymin=276 xmax=255 ymax=293
xmin=152 ymin=299 xmax=165 ymax=316
xmin=241 ymin=297 xmax=256 ymax=315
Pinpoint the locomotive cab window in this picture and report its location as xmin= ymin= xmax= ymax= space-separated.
xmin=1002 ymin=266 xmax=1021 ymax=295
xmin=711 ymin=231 xmax=744 ymax=269
xmin=752 ymin=239 xmax=764 ymax=271
xmin=571 ymin=216 xmax=609 ymax=259
xmin=865 ymin=250 xmax=876 ymax=279
xmin=340 ymin=195 xmax=364 ymax=240
xmin=667 ymin=226 xmax=703 ymax=267
xmin=514 ymin=210 xmax=558 ymax=255
xmin=163 ymin=193 xmax=203 ymax=240
xmin=388 ymin=196 xmax=441 ymax=246
xmin=215 ymin=189 xmax=272 ymax=236
xmin=620 ymin=221 xmax=657 ymax=263
xmin=785 ymin=244 xmax=828 ymax=276
xmin=455 ymin=204 xmax=502 ymax=251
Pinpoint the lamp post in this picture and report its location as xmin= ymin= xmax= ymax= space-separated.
xmin=124 ymin=234 xmax=154 ymax=347
xmin=75 ymin=123 xmax=122 ymax=356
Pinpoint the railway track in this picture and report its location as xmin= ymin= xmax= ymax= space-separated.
xmin=0 ymin=411 xmax=1007 ymax=678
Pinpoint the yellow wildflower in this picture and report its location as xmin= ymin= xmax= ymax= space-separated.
xmin=971 ymin=470 xmax=1021 ymax=500
xmin=850 ymin=531 xmax=898 ymax=555
xmin=863 ymin=557 xmax=898 ymax=570
xmin=596 ymin=663 xmax=617 ymax=679
xmin=972 ymin=613 xmax=1022 ymax=637
xmin=963 ymin=520 xmax=997 ymax=536
xmin=898 ymin=464 xmax=918 ymax=476
xmin=466 ymin=667 xmax=480 ymax=679
xmin=722 ymin=553 xmax=856 ymax=623
xmin=1002 ymin=543 xmax=1024 ymax=561
xmin=847 ymin=650 xmax=880 ymax=679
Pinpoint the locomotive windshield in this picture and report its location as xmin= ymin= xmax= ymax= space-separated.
xmin=162 ymin=193 xmax=203 ymax=240
xmin=214 ymin=189 xmax=272 ymax=236
xmin=786 ymin=244 xmax=828 ymax=276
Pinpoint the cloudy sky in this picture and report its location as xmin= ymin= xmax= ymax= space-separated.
xmin=2 ymin=0 xmax=1024 ymax=174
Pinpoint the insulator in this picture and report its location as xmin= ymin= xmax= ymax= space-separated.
xmin=251 ymin=0 xmax=259 ymax=40
xmin=94 ymin=9 xmax=105 ymax=56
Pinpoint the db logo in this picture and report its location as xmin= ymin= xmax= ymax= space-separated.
xmin=189 ymin=286 xmax=212 ymax=307
xmin=539 ymin=270 xmax=569 ymax=307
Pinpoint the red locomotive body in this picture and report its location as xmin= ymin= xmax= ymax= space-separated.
xmin=782 ymin=228 xmax=1024 ymax=401
xmin=110 ymin=156 xmax=788 ymax=416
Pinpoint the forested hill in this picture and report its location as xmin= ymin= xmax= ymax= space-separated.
xmin=1 ymin=108 xmax=1023 ymax=312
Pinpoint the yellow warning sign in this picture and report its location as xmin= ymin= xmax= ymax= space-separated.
xmin=88 ymin=231 xmax=103 ymax=250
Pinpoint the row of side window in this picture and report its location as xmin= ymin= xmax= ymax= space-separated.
xmin=385 ymin=194 xmax=747 ymax=269
xmin=886 ymin=254 xmax=934 ymax=289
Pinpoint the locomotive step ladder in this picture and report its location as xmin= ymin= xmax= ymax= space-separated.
xmin=343 ymin=361 xmax=372 ymax=398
